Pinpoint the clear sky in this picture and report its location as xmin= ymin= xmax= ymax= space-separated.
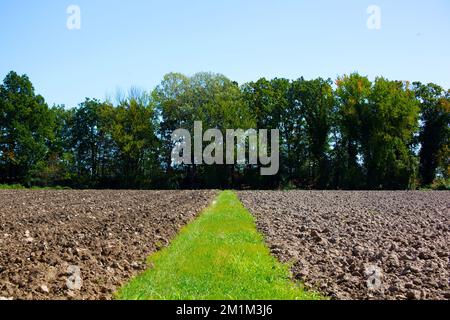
xmin=0 ymin=0 xmax=449 ymax=107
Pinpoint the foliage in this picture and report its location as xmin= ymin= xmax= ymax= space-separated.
xmin=413 ymin=83 xmax=450 ymax=185
xmin=0 ymin=71 xmax=55 ymax=186
xmin=1 ymin=71 xmax=448 ymax=190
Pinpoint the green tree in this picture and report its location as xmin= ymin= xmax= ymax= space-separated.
xmin=413 ymin=83 xmax=450 ymax=185
xmin=2 ymin=70 xmax=446 ymax=190
xmin=153 ymin=73 xmax=194 ymax=187
xmin=333 ymin=73 xmax=372 ymax=189
xmin=0 ymin=71 xmax=55 ymax=185
xmin=109 ymin=90 xmax=161 ymax=188
xmin=155 ymin=72 xmax=254 ymax=188
xmin=362 ymin=78 xmax=419 ymax=189
xmin=290 ymin=77 xmax=334 ymax=188
xmin=70 ymin=98 xmax=116 ymax=187
xmin=190 ymin=73 xmax=254 ymax=188
xmin=241 ymin=78 xmax=300 ymax=188
xmin=29 ymin=105 xmax=75 ymax=186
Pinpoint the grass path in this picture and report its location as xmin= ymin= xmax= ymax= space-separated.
xmin=116 ymin=191 xmax=322 ymax=300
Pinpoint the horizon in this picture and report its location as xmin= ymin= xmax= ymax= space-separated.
xmin=1 ymin=0 xmax=449 ymax=107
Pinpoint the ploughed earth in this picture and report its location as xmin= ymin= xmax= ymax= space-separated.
xmin=238 ymin=191 xmax=450 ymax=300
xmin=0 ymin=190 xmax=216 ymax=300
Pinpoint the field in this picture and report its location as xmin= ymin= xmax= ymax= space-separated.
xmin=0 ymin=189 xmax=449 ymax=300
xmin=0 ymin=190 xmax=216 ymax=299
xmin=239 ymin=191 xmax=450 ymax=300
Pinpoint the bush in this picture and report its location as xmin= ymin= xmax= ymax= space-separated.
xmin=431 ymin=178 xmax=450 ymax=190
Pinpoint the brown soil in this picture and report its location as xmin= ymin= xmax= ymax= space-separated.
xmin=0 ymin=190 xmax=216 ymax=300
xmin=238 ymin=191 xmax=450 ymax=300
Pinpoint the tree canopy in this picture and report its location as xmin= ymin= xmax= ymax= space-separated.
xmin=0 ymin=70 xmax=448 ymax=190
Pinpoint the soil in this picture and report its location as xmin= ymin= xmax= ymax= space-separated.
xmin=238 ymin=191 xmax=450 ymax=300
xmin=0 ymin=190 xmax=216 ymax=300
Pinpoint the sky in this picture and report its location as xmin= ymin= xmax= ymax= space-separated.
xmin=0 ymin=0 xmax=449 ymax=107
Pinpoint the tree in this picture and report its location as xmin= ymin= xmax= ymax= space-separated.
xmin=1 ymin=70 xmax=446 ymax=190
xmin=241 ymin=78 xmax=299 ymax=188
xmin=333 ymin=73 xmax=371 ymax=189
xmin=155 ymin=72 xmax=254 ymax=188
xmin=108 ymin=91 xmax=161 ymax=188
xmin=189 ymin=72 xmax=254 ymax=188
xmin=0 ymin=71 xmax=55 ymax=185
xmin=290 ymin=77 xmax=334 ymax=188
xmin=70 ymin=98 xmax=116 ymax=187
xmin=362 ymin=78 xmax=419 ymax=189
xmin=413 ymin=83 xmax=450 ymax=185
xmin=29 ymin=105 xmax=75 ymax=186
xmin=153 ymin=73 xmax=195 ymax=188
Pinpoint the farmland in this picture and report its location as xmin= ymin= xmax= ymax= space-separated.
xmin=239 ymin=191 xmax=450 ymax=300
xmin=0 ymin=190 xmax=216 ymax=300
xmin=0 ymin=190 xmax=449 ymax=300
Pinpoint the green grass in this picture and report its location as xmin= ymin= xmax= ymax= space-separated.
xmin=116 ymin=191 xmax=323 ymax=300
xmin=0 ymin=184 xmax=26 ymax=190
xmin=0 ymin=184 xmax=70 ymax=190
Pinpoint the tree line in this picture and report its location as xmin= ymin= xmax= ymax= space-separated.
xmin=0 ymin=71 xmax=448 ymax=190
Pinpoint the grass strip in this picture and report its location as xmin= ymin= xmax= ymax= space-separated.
xmin=116 ymin=191 xmax=322 ymax=300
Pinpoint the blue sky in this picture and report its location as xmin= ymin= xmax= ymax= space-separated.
xmin=0 ymin=0 xmax=449 ymax=107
